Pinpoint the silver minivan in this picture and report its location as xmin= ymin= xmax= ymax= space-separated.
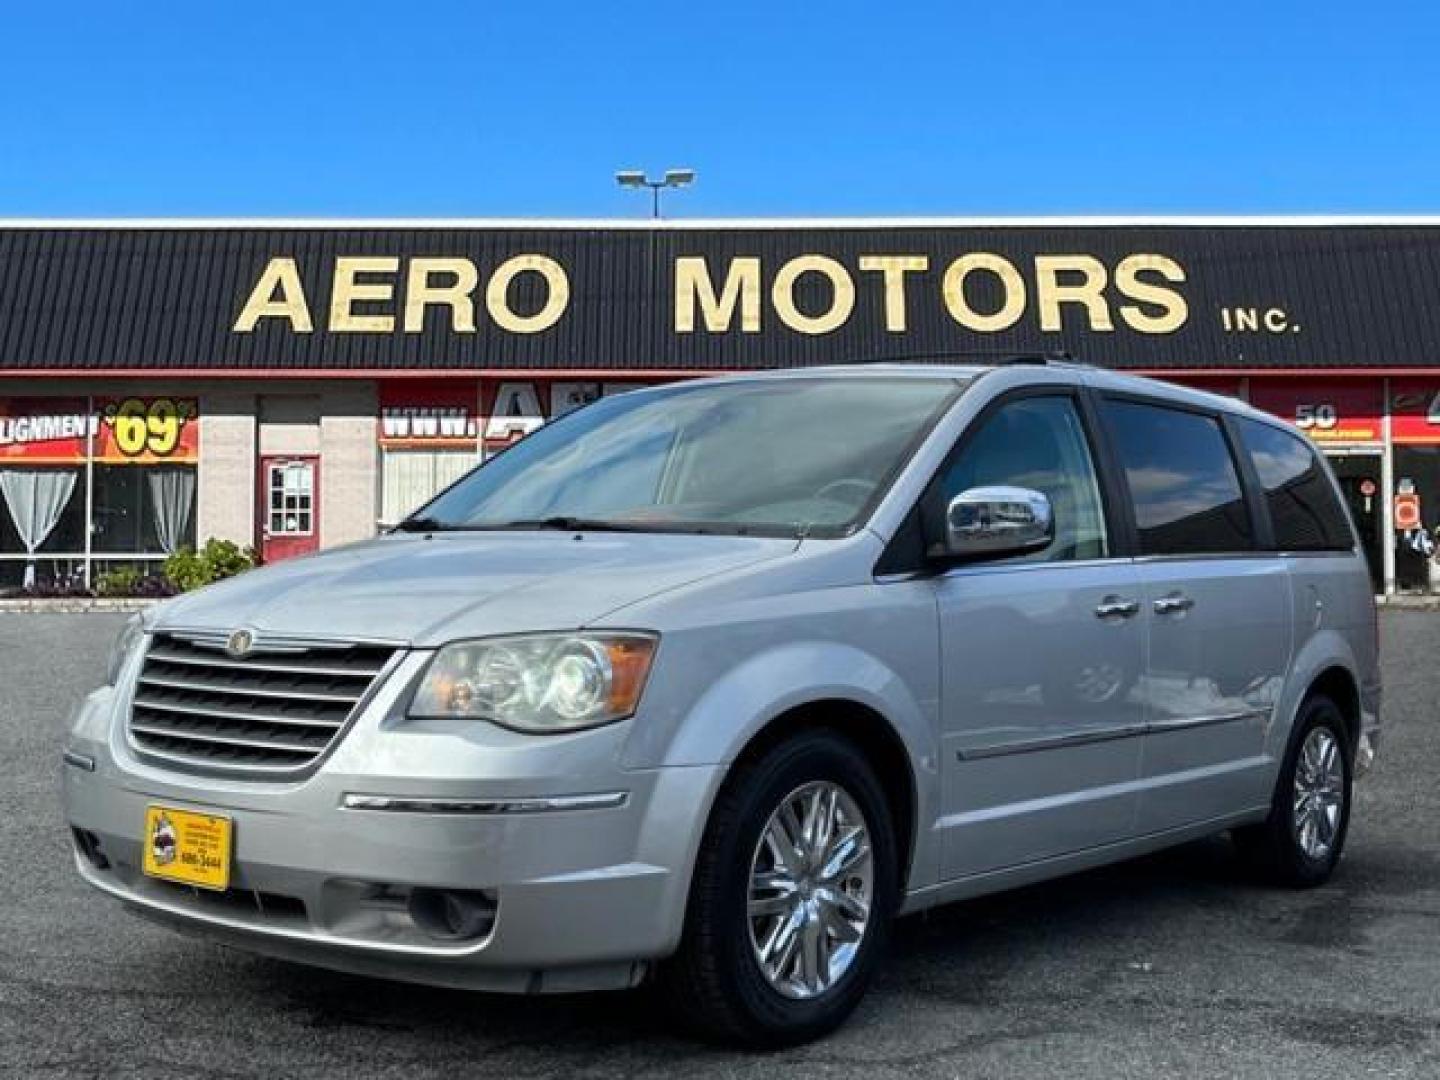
xmin=63 ymin=362 xmax=1381 ymax=1045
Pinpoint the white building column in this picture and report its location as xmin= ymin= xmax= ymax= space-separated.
xmin=1381 ymin=377 xmax=1396 ymax=596
xmin=319 ymin=382 xmax=379 ymax=548
xmin=197 ymin=390 xmax=257 ymax=550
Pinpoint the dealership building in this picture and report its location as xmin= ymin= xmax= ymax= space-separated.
xmin=3 ymin=216 xmax=1440 ymax=594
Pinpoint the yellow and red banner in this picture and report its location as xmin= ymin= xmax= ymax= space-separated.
xmin=1390 ymin=381 xmax=1440 ymax=445
xmin=0 ymin=396 xmax=199 ymax=464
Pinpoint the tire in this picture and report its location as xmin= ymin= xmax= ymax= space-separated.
xmin=661 ymin=729 xmax=899 ymax=1047
xmin=1234 ymin=693 xmax=1353 ymax=887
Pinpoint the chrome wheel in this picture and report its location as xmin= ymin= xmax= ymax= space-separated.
xmin=747 ymin=780 xmax=873 ymax=1000
xmin=1293 ymin=727 xmax=1345 ymax=860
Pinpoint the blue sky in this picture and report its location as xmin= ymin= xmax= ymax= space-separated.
xmin=1 ymin=1 xmax=1436 ymax=217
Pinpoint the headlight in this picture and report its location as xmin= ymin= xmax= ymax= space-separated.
xmin=409 ymin=632 xmax=658 ymax=733
xmin=106 ymin=614 xmax=147 ymax=685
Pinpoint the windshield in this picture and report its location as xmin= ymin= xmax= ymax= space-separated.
xmin=410 ymin=377 xmax=965 ymax=538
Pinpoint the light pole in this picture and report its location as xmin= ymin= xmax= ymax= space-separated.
xmin=615 ymin=168 xmax=696 ymax=218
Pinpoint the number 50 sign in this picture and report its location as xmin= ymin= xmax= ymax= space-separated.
xmin=1249 ymin=381 xmax=1383 ymax=445
xmin=1294 ymin=403 xmax=1339 ymax=430
xmin=97 ymin=397 xmax=200 ymax=463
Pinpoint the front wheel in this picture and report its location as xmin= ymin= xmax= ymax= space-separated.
xmin=661 ymin=730 xmax=899 ymax=1047
xmin=1234 ymin=693 xmax=1353 ymax=887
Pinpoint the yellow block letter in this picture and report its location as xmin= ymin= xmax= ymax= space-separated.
xmin=858 ymin=255 xmax=928 ymax=332
xmin=772 ymin=255 xmax=855 ymax=335
xmin=403 ymin=258 xmax=480 ymax=333
xmin=675 ymin=256 xmax=761 ymax=333
xmin=233 ymin=257 xmax=313 ymax=332
xmin=1116 ymin=254 xmax=1188 ymax=333
xmin=486 ymin=255 xmax=569 ymax=334
xmin=1035 ymin=255 xmax=1113 ymax=332
xmin=942 ymin=254 xmax=1026 ymax=332
xmin=330 ymin=256 xmax=399 ymax=333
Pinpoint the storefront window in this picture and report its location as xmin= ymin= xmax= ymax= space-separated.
xmin=381 ymin=450 xmax=477 ymax=524
xmin=1394 ymin=447 xmax=1440 ymax=593
xmin=0 ymin=467 xmax=86 ymax=587
xmin=0 ymin=396 xmax=199 ymax=592
xmin=91 ymin=464 xmax=198 ymax=554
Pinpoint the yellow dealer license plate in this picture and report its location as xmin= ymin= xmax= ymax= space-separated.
xmin=141 ymin=805 xmax=233 ymax=891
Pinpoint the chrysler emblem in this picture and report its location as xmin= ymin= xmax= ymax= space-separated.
xmin=225 ymin=628 xmax=256 ymax=658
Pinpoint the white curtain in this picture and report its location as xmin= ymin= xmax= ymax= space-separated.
xmin=147 ymin=467 xmax=196 ymax=554
xmin=0 ymin=469 xmax=78 ymax=587
xmin=381 ymin=450 xmax=478 ymax=525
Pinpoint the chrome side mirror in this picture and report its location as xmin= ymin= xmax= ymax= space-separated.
xmin=942 ymin=486 xmax=1054 ymax=559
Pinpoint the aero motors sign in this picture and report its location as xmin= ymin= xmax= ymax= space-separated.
xmin=233 ymin=251 xmax=1190 ymax=339
xmin=13 ymin=224 xmax=1412 ymax=374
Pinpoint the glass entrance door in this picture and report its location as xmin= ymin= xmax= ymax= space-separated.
xmin=1326 ymin=452 xmax=1383 ymax=592
xmin=258 ymin=456 xmax=320 ymax=562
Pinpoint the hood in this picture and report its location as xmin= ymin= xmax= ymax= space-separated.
xmin=153 ymin=530 xmax=798 ymax=646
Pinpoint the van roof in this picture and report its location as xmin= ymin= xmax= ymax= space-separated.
xmin=697 ymin=360 xmax=1288 ymax=429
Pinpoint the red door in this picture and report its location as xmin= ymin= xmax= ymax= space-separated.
xmin=258 ymin=455 xmax=320 ymax=562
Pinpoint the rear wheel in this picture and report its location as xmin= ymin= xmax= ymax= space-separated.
xmin=1234 ymin=693 xmax=1353 ymax=887
xmin=662 ymin=730 xmax=898 ymax=1047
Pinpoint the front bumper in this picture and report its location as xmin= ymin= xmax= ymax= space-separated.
xmin=61 ymin=670 xmax=722 ymax=993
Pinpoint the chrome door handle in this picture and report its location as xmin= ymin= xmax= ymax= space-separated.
xmin=1094 ymin=596 xmax=1140 ymax=619
xmin=1153 ymin=594 xmax=1195 ymax=615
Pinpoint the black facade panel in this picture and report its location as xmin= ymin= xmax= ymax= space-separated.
xmin=1 ymin=224 xmax=1437 ymax=372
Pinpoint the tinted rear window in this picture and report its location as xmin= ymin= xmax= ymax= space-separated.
xmin=1102 ymin=399 xmax=1254 ymax=556
xmin=1236 ymin=417 xmax=1355 ymax=552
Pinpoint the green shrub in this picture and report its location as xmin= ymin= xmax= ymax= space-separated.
xmin=94 ymin=565 xmax=142 ymax=597
xmin=163 ymin=538 xmax=259 ymax=593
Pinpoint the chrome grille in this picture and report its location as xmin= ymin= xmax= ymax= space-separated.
xmin=127 ymin=631 xmax=399 ymax=774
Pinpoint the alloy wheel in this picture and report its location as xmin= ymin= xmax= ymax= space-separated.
xmin=1293 ymin=726 xmax=1346 ymax=860
xmin=746 ymin=780 xmax=874 ymax=1000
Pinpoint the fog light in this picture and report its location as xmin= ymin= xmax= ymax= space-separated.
xmin=407 ymin=887 xmax=498 ymax=941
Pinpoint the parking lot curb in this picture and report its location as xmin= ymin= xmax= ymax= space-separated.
xmin=1376 ymin=595 xmax=1440 ymax=609
xmin=0 ymin=598 xmax=159 ymax=614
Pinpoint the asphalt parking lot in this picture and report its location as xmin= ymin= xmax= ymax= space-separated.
xmin=2 ymin=612 xmax=1437 ymax=1078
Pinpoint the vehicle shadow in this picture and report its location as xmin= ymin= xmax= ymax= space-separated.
xmin=254 ymin=834 xmax=1263 ymax=1057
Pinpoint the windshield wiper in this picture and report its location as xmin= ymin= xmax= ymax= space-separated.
xmin=392 ymin=516 xmax=450 ymax=533
xmin=503 ymin=516 xmax=653 ymax=533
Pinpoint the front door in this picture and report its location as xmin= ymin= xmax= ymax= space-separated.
xmin=936 ymin=392 xmax=1145 ymax=881
xmin=258 ymin=455 xmax=319 ymax=562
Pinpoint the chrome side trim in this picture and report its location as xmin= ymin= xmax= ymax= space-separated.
xmin=957 ymin=710 xmax=1269 ymax=761
xmin=1145 ymin=709 xmax=1269 ymax=734
xmin=62 ymin=749 xmax=96 ymax=771
xmin=957 ymin=724 xmax=1148 ymax=761
xmin=340 ymin=792 xmax=630 ymax=815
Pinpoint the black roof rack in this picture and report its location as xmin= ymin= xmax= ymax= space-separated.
xmin=838 ymin=349 xmax=1076 ymax=367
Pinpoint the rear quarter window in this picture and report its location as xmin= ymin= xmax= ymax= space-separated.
xmin=1235 ymin=417 xmax=1356 ymax=552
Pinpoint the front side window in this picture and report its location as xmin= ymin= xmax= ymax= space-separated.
xmin=937 ymin=395 xmax=1108 ymax=562
xmin=1103 ymin=399 xmax=1253 ymax=556
xmin=414 ymin=378 xmax=964 ymax=538
xmin=1236 ymin=417 xmax=1354 ymax=552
